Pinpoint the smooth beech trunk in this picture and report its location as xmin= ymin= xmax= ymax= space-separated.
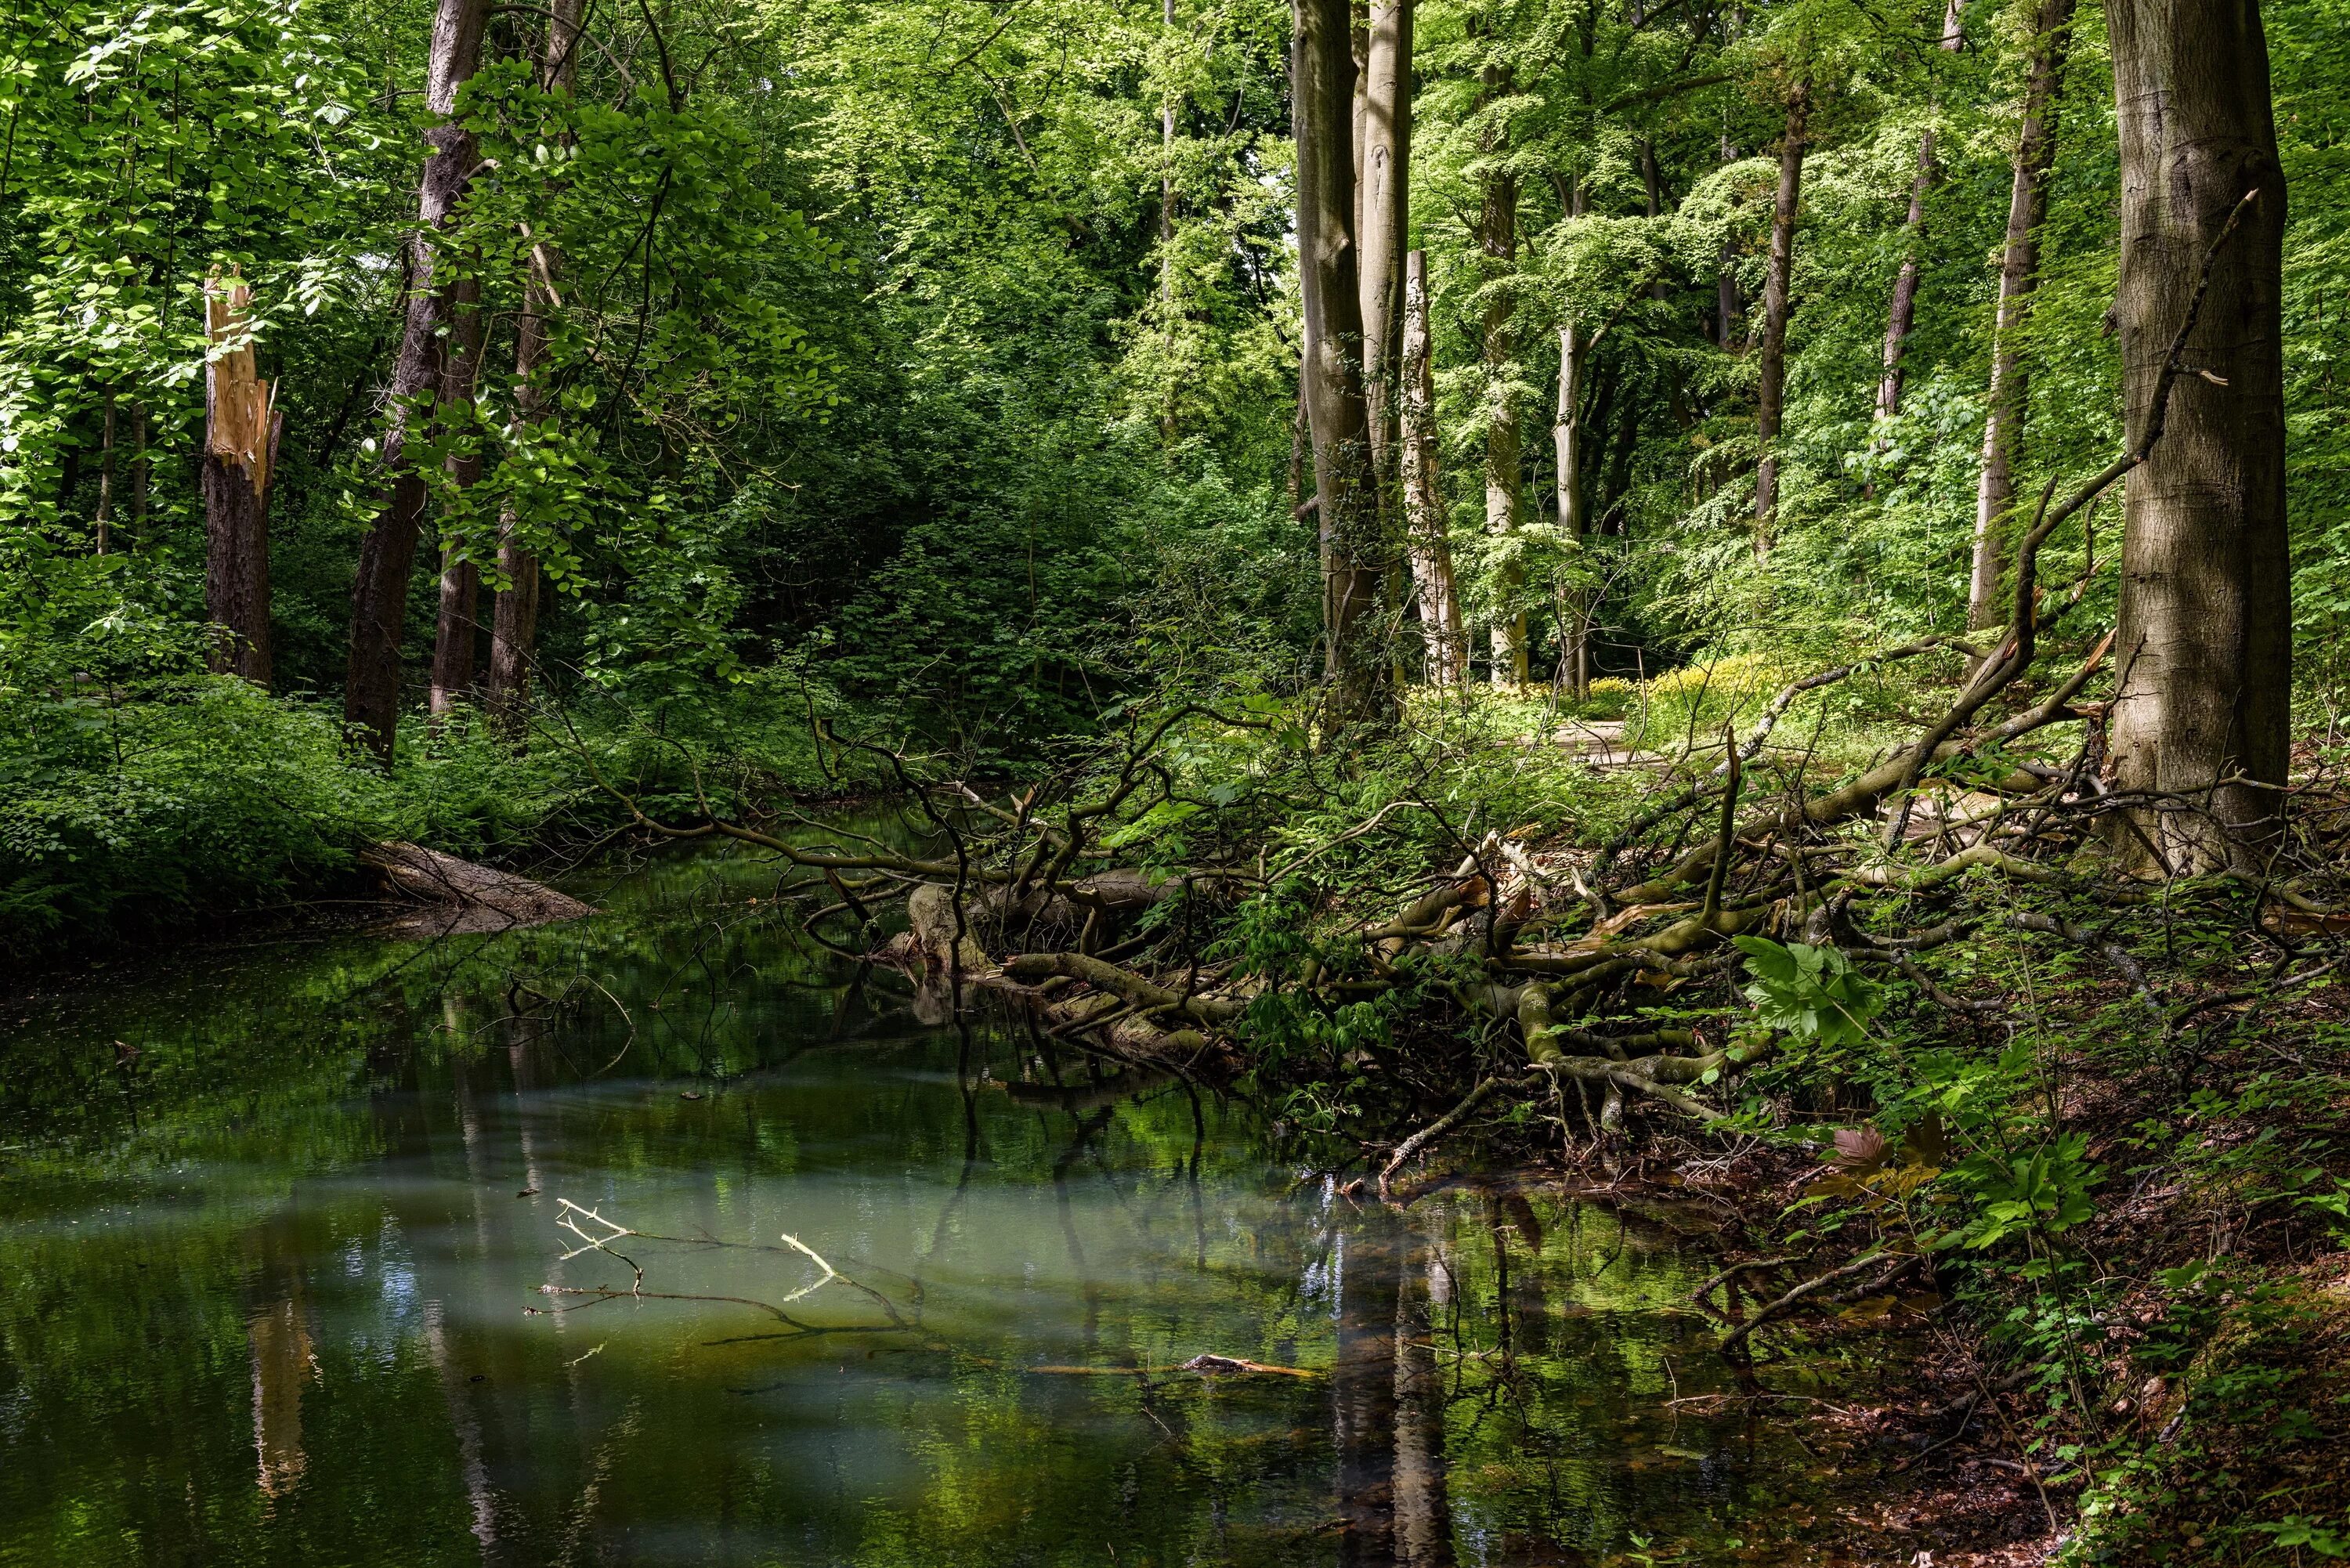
xmin=1553 ymin=318 xmax=1588 ymax=697
xmin=428 ymin=273 xmax=487 ymax=724
xmin=1401 ymin=251 xmax=1465 ymax=685
xmin=202 ymin=276 xmax=280 ymax=688
xmin=343 ymin=0 xmax=490 ymax=761
xmin=1478 ymin=62 xmax=1524 ymax=685
xmin=1553 ymin=179 xmax=1589 ymax=697
xmin=486 ymin=0 xmax=586 ymax=739
xmin=1296 ymin=0 xmax=1389 ymax=724
xmin=1967 ymin=0 xmax=2075 ymax=629
xmin=2106 ymin=0 xmax=2290 ymax=871
xmin=1877 ymin=0 xmax=1967 ymax=423
xmin=1357 ymin=0 xmax=1411 ymax=484
xmin=1753 ymin=87 xmax=1806 ymax=546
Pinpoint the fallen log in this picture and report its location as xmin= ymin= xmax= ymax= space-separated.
xmin=360 ymin=841 xmax=594 ymax=930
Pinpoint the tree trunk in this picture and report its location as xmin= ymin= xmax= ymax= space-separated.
xmin=1160 ymin=0 xmax=1177 ymax=304
xmin=1967 ymin=0 xmax=2076 ymax=630
xmin=202 ymin=275 xmax=280 ymax=688
xmin=1715 ymin=135 xmax=1741 ymax=350
xmin=1551 ymin=176 xmax=1591 ymax=695
xmin=1296 ymin=0 xmax=1390 ymax=724
xmin=2106 ymin=0 xmax=2290 ymax=873
xmin=1554 ymin=318 xmax=1588 ymax=697
xmin=342 ymin=0 xmax=490 ymax=761
xmin=1401 ymin=250 xmax=1465 ymax=686
xmin=486 ymin=0 xmax=586 ymax=740
xmin=1357 ymin=0 xmax=1411 ymax=486
xmin=1753 ymin=87 xmax=1807 ymax=547
xmin=428 ymin=272 xmax=487 ymax=724
xmin=1478 ymin=62 xmax=1524 ymax=685
xmin=1877 ymin=0 xmax=1967 ymax=425
xmin=94 ymin=388 xmax=115 ymax=555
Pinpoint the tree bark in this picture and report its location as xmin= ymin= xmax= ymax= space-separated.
xmin=1715 ymin=135 xmax=1741 ymax=350
xmin=342 ymin=0 xmax=490 ymax=761
xmin=1877 ymin=0 xmax=1967 ymax=424
xmin=486 ymin=0 xmax=586 ymax=739
xmin=1553 ymin=179 xmax=1589 ymax=697
xmin=1401 ymin=250 xmax=1465 ymax=686
xmin=428 ymin=273 xmax=487 ymax=724
xmin=202 ymin=275 xmax=280 ymax=688
xmin=1160 ymin=0 xmax=1177 ymax=305
xmin=1753 ymin=86 xmax=1807 ymax=547
xmin=2106 ymin=0 xmax=2290 ymax=872
xmin=1357 ymin=0 xmax=1411 ymax=486
xmin=1967 ymin=0 xmax=2076 ymax=630
xmin=1296 ymin=0 xmax=1390 ymax=724
xmin=1478 ymin=62 xmax=1524 ymax=685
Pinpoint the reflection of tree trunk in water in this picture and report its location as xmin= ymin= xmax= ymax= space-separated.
xmin=1053 ymin=1108 xmax=1112 ymax=1346
xmin=244 ymin=1212 xmax=316 ymax=1503
xmin=1392 ymin=1218 xmax=1454 ymax=1566
xmin=1499 ymin=1190 xmax=1549 ymax=1351
xmin=1334 ymin=1209 xmax=1401 ymax=1566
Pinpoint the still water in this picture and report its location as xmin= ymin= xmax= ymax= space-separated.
xmin=0 ymin=846 xmax=1871 ymax=1566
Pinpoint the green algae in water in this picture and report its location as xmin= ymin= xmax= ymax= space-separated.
xmin=0 ymin=845 xmax=1872 ymax=1566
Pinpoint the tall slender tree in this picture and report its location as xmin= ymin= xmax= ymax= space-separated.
xmin=426 ymin=271 xmax=487 ymax=724
xmin=1296 ymin=0 xmax=1390 ymax=723
xmin=1358 ymin=0 xmax=1412 ymax=485
xmin=1401 ymin=249 xmax=1465 ymax=686
xmin=486 ymin=0 xmax=588 ymax=738
xmin=2106 ymin=0 xmax=2290 ymax=872
xmin=1752 ymin=81 xmax=1807 ymax=545
xmin=342 ymin=0 xmax=491 ymax=760
xmin=1967 ymin=0 xmax=2076 ymax=631
xmin=1477 ymin=57 xmax=1525 ymax=685
xmin=1876 ymin=0 xmax=1967 ymax=424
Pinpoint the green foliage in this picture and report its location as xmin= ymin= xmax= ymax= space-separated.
xmin=1732 ymin=934 xmax=1884 ymax=1046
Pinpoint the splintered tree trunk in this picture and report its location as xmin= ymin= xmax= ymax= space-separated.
xmin=343 ymin=0 xmax=490 ymax=761
xmin=428 ymin=273 xmax=487 ymax=724
xmin=2106 ymin=0 xmax=2290 ymax=872
xmin=486 ymin=0 xmax=586 ymax=739
xmin=1296 ymin=0 xmax=1390 ymax=724
xmin=1358 ymin=0 xmax=1412 ymax=483
xmin=1877 ymin=0 xmax=1966 ymax=423
xmin=1753 ymin=87 xmax=1807 ymax=547
xmin=1967 ymin=0 xmax=2076 ymax=630
xmin=1401 ymin=250 xmax=1465 ymax=686
xmin=202 ymin=276 xmax=281 ymax=688
xmin=1478 ymin=63 xmax=1524 ymax=685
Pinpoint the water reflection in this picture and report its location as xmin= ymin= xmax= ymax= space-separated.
xmin=0 ymin=844 xmax=1868 ymax=1566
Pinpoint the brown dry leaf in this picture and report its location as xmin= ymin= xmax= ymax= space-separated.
xmin=1834 ymin=1125 xmax=1889 ymax=1173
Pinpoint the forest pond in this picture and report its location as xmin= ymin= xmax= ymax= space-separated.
xmin=0 ymin=845 xmax=1883 ymax=1566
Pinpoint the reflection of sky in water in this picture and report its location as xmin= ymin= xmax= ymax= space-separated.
xmin=0 ymin=841 xmax=1870 ymax=1566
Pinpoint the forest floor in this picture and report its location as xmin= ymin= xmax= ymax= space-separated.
xmin=1386 ymin=716 xmax=2350 ymax=1567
